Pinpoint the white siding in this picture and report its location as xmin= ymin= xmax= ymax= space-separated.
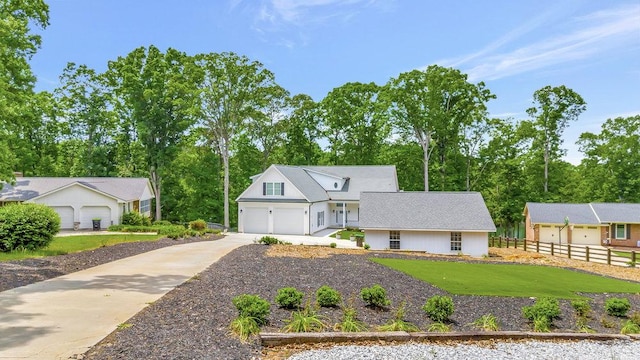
xmin=310 ymin=202 xmax=330 ymax=234
xmin=31 ymin=184 xmax=120 ymax=229
xmin=306 ymin=171 xmax=346 ymax=191
xmin=238 ymin=167 xmax=307 ymax=200
xmin=365 ymin=230 xmax=488 ymax=257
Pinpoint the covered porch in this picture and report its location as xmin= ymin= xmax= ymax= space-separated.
xmin=329 ymin=201 xmax=360 ymax=229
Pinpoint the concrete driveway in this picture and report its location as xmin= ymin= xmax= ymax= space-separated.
xmin=0 ymin=235 xmax=252 ymax=359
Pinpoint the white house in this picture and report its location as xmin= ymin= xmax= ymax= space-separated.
xmin=0 ymin=177 xmax=155 ymax=229
xmin=359 ymin=192 xmax=496 ymax=257
xmin=236 ymin=165 xmax=399 ymax=235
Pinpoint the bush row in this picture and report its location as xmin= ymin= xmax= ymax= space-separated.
xmin=108 ymin=218 xmax=220 ymax=239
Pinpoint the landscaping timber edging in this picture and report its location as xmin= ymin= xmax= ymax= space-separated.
xmin=259 ymin=331 xmax=636 ymax=347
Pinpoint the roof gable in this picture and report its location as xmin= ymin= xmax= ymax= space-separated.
xmin=525 ymin=202 xmax=640 ymax=225
xmin=360 ymin=191 xmax=496 ymax=232
xmin=0 ymin=178 xmax=154 ymax=202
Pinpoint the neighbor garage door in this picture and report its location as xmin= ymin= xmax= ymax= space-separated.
xmin=539 ymin=226 xmax=557 ymax=242
xmin=243 ymin=207 xmax=268 ymax=234
xmin=80 ymin=206 xmax=111 ymax=229
xmin=51 ymin=206 xmax=74 ymax=229
xmin=273 ymin=208 xmax=304 ymax=235
xmin=571 ymin=226 xmax=600 ymax=245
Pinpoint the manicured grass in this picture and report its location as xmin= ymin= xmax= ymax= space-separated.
xmin=0 ymin=234 xmax=164 ymax=262
xmin=331 ymin=230 xmax=364 ymax=240
xmin=370 ymin=258 xmax=640 ymax=299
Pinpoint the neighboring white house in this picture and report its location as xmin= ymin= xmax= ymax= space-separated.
xmin=236 ymin=164 xmax=399 ymax=235
xmin=359 ymin=192 xmax=496 ymax=257
xmin=0 ymin=177 xmax=155 ymax=229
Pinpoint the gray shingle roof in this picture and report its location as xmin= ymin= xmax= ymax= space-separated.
xmin=590 ymin=203 xmax=640 ymax=224
xmin=360 ymin=192 xmax=496 ymax=232
xmin=0 ymin=178 xmax=153 ymax=202
xmin=303 ymin=165 xmax=398 ymax=201
xmin=274 ymin=166 xmax=329 ymax=202
xmin=525 ymin=203 xmax=600 ymax=225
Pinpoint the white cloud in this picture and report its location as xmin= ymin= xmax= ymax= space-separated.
xmin=436 ymin=3 xmax=640 ymax=82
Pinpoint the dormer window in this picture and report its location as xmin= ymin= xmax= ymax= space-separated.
xmin=263 ymin=182 xmax=284 ymax=196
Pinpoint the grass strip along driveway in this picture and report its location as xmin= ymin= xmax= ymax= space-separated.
xmin=0 ymin=234 xmax=163 ymax=261
xmin=371 ymin=258 xmax=640 ymax=299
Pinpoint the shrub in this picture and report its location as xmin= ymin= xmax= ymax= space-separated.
xmin=605 ymin=297 xmax=631 ymax=317
xmin=121 ymin=212 xmax=146 ymax=226
xmin=0 ymin=203 xmax=60 ymax=252
xmin=232 ymin=294 xmax=270 ymax=325
xmin=621 ymin=320 xmax=640 ymax=334
xmin=629 ymin=311 xmax=640 ymax=326
xmin=275 ymin=287 xmax=304 ymax=309
xmin=571 ymin=299 xmax=592 ymax=318
xmin=422 ymin=295 xmax=455 ymax=323
xmin=189 ymin=219 xmax=207 ymax=231
xmin=153 ymin=220 xmax=172 ymax=226
xmin=363 ymin=243 xmax=370 ymax=250
xmin=522 ymin=297 xmax=560 ymax=322
xmin=316 ymin=285 xmax=341 ymax=308
xmin=329 ymin=242 xmax=337 ymax=248
xmin=360 ymin=284 xmax=391 ymax=308
xmin=259 ymin=236 xmax=281 ymax=245
xmin=532 ymin=315 xmax=551 ymax=332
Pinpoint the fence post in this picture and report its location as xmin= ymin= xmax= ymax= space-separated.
xmin=499 ymin=237 xmax=502 ymax=248
xmin=514 ymin=238 xmax=518 ymax=249
xmin=567 ymin=244 xmax=571 ymax=259
xmin=536 ymin=241 xmax=539 ymax=253
xmin=507 ymin=238 xmax=510 ymax=248
xmin=586 ymin=247 xmax=590 ymax=262
xmin=632 ymin=251 xmax=636 ymax=264
xmin=523 ymin=239 xmax=527 ymax=251
xmin=551 ymin=242 xmax=554 ymax=256
xmin=607 ymin=248 xmax=611 ymax=265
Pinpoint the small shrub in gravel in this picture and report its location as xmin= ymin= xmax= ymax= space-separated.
xmin=363 ymin=243 xmax=370 ymax=250
xmin=259 ymin=236 xmax=281 ymax=245
xmin=189 ymin=219 xmax=207 ymax=231
xmin=275 ymin=287 xmax=304 ymax=309
xmin=605 ymin=297 xmax=631 ymax=317
xmin=532 ymin=315 xmax=551 ymax=332
xmin=360 ymin=284 xmax=391 ymax=309
xmin=427 ymin=322 xmax=450 ymax=332
xmin=422 ymin=295 xmax=454 ymax=323
xmin=334 ymin=301 xmax=366 ymax=332
xmin=330 ymin=242 xmax=337 ymax=248
xmin=620 ymin=320 xmax=640 ymax=334
xmin=571 ymin=299 xmax=591 ymax=318
xmin=316 ymin=285 xmax=341 ymax=307
xmin=232 ymin=294 xmax=270 ymax=325
xmin=629 ymin=311 xmax=640 ymax=325
xmin=522 ymin=297 xmax=560 ymax=323
xmin=471 ymin=314 xmax=500 ymax=331
xmin=230 ymin=316 xmax=260 ymax=341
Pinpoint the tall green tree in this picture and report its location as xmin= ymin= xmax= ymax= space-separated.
xmin=524 ymin=85 xmax=586 ymax=194
xmin=383 ymin=66 xmax=494 ymax=191
xmin=277 ymin=94 xmax=323 ymax=165
xmin=108 ymin=46 xmax=200 ymax=220
xmin=321 ymin=82 xmax=388 ymax=165
xmin=0 ymin=0 xmax=49 ymax=185
xmin=577 ymin=115 xmax=640 ymax=202
xmin=195 ymin=52 xmax=281 ymax=229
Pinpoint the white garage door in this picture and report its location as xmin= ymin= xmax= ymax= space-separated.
xmin=80 ymin=206 xmax=111 ymax=229
xmin=243 ymin=207 xmax=268 ymax=234
xmin=273 ymin=208 xmax=304 ymax=235
xmin=51 ymin=206 xmax=74 ymax=229
xmin=539 ymin=226 xmax=557 ymax=242
xmin=571 ymin=226 xmax=600 ymax=245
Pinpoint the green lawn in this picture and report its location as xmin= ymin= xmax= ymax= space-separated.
xmin=0 ymin=234 xmax=164 ymax=262
xmin=331 ymin=230 xmax=364 ymax=240
xmin=371 ymin=258 xmax=640 ymax=299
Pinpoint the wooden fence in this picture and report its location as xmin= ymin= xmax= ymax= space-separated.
xmin=489 ymin=237 xmax=637 ymax=267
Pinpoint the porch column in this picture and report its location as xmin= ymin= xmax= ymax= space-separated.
xmin=342 ymin=202 xmax=346 ymax=228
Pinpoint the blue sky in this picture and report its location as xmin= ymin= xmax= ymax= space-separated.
xmin=31 ymin=0 xmax=640 ymax=164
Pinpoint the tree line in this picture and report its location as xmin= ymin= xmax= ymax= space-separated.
xmin=2 ymin=1 xmax=639 ymax=234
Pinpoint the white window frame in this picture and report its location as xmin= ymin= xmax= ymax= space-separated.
xmin=265 ymin=182 xmax=283 ymax=196
xmin=451 ymin=232 xmax=462 ymax=251
xmin=389 ymin=240 xmax=400 ymax=250
xmin=615 ymin=224 xmax=627 ymax=239
xmin=140 ymin=199 xmax=151 ymax=213
xmin=389 ymin=231 xmax=400 ymax=240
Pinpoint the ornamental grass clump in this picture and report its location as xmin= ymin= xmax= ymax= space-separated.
xmin=275 ymin=287 xmax=304 ymax=309
xmin=470 ymin=314 xmax=500 ymax=331
xmin=422 ymin=295 xmax=454 ymax=323
xmin=378 ymin=301 xmax=419 ymax=332
xmin=316 ymin=285 xmax=341 ymax=308
xmin=360 ymin=284 xmax=391 ymax=309
xmin=282 ymin=301 xmax=327 ymax=333
xmin=334 ymin=299 xmax=367 ymax=332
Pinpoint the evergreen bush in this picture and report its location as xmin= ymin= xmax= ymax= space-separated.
xmin=0 ymin=203 xmax=60 ymax=252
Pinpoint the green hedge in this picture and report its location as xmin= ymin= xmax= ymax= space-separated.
xmin=0 ymin=203 xmax=61 ymax=252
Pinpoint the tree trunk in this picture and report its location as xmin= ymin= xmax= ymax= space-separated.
xmin=544 ymin=139 xmax=549 ymax=193
xmin=151 ymin=168 xmax=161 ymax=221
xmin=223 ymin=145 xmax=230 ymax=230
xmin=420 ymin=134 xmax=430 ymax=191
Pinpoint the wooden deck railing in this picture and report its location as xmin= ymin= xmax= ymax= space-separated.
xmin=489 ymin=237 xmax=637 ymax=267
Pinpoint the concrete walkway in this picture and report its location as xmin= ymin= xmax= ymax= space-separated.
xmin=0 ymin=235 xmax=252 ymax=359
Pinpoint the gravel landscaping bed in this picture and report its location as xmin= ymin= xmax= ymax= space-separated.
xmin=0 ymin=235 xmax=221 ymax=292
xmin=2 ymin=240 xmax=639 ymax=359
xmin=78 ymin=244 xmax=640 ymax=359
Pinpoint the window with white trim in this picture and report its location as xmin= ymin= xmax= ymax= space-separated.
xmin=450 ymin=232 xmax=462 ymax=251
xmin=615 ymin=224 xmax=627 ymax=239
xmin=140 ymin=199 xmax=151 ymax=213
xmin=389 ymin=231 xmax=400 ymax=249
xmin=389 ymin=231 xmax=400 ymax=240
xmin=264 ymin=182 xmax=284 ymax=196
xmin=317 ymin=211 xmax=324 ymax=227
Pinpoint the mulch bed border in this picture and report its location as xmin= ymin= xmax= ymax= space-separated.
xmin=260 ymin=331 xmax=639 ymax=347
